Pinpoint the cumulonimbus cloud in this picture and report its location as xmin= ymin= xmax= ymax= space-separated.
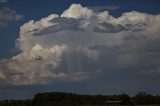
xmin=0 ymin=4 xmax=160 ymax=85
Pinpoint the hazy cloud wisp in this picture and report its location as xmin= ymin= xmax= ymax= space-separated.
xmin=0 ymin=7 xmax=23 ymax=28
xmin=0 ymin=0 xmax=7 ymax=3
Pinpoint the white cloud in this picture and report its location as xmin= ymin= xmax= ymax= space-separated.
xmin=0 ymin=7 xmax=23 ymax=28
xmin=0 ymin=4 xmax=160 ymax=85
xmin=61 ymin=4 xmax=93 ymax=19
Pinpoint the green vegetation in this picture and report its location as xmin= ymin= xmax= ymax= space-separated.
xmin=0 ymin=92 xmax=160 ymax=106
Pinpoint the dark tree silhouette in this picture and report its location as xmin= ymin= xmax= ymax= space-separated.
xmin=0 ymin=92 xmax=160 ymax=106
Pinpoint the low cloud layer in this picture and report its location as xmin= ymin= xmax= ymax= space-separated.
xmin=0 ymin=4 xmax=160 ymax=85
xmin=0 ymin=7 xmax=23 ymax=28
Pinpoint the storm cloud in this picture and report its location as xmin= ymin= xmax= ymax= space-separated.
xmin=0 ymin=4 xmax=160 ymax=85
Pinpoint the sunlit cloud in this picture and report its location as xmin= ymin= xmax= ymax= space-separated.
xmin=0 ymin=4 xmax=160 ymax=85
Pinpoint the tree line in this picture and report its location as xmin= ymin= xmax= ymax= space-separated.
xmin=0 ymin=92 xmax=160 ymax=106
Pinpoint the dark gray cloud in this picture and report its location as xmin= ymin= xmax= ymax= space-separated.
xmin=93 ymin=22 xmax=127 ymax=33
xmin=88 ymin=45 xmax=119 ymax=51
xmin=33 ymin=17 xmax=83 ymax=36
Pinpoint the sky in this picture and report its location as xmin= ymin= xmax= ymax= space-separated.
xmin=0 ymin=0 xmax=160 ymax=100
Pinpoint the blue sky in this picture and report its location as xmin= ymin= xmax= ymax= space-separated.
xmin=0 ymin=0 xmax=160 ymax=99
